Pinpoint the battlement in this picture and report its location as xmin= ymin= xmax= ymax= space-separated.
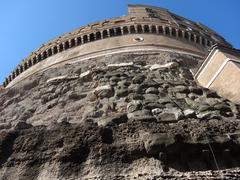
xmin=3 ymin=4 xmax=231 ymax=88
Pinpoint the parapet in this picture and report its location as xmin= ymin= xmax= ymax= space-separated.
xmin=3 ymin=4 xmax=232 ymax=88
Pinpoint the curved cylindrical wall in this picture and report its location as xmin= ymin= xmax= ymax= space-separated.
xmin=4 ymin=23 xmax=215 ymax=87
xmin=3 ymin=4 xmax=231 ymax=88
xmin=6 ymin=33 xmax=207 ymax=88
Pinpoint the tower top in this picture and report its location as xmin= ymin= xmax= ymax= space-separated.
xmin=3 ymin=4 xmax=231 ymax=88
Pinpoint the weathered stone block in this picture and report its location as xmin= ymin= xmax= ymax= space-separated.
xmin=156 ymin=108 xmax=183 ymax=122
xmin=127 ymin=110 xmax=156 ymax=122
xmin=143 ymin=133 xmax=175 ymax=155
xmin=94 ymin=85 xmax=114 ymax=99
xmin=127 ymin=100 xmax=143 ymax=113
xmin=145 ymin=87 xmax=159 ymax=94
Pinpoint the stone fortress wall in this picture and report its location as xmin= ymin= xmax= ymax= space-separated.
xmin=2 ymin=5 xmax=240 ymax=179
xmin=3 ymin=4 xmax=231 ymax=88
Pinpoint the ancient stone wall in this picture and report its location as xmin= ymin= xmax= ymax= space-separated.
xmin=1 ymin=4 xmax=239 ymax=179
xmin=1 ymin=52 xmax=240 ymax=179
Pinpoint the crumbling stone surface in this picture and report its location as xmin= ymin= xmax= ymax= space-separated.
xmin=1 ymin=52 xmax=240 ymax=179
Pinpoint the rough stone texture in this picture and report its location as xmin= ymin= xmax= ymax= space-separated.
xmin=1 ymin=52 xmax=240 ymax=179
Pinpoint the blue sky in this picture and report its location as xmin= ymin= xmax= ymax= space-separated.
xmin=0 ymin=0 xmax=239 ymax=84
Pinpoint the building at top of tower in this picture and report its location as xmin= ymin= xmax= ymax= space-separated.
xmin=3 ymin=4 xmax=231 ymax=88
xmin=1 ymin=4 xmax=240 ymax=179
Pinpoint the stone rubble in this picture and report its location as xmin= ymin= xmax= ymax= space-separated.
xmin=0 ymin=52 xmax=240 ymax=179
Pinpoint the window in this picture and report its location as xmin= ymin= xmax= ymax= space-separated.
xmin=158 ymin=26 xmax=163 ymax=34
xmin=96 ymin=32 xmax=101 ymax=40
xmin=130 ymin=25 xmax=136 ymax=34
xmin=145 ymin=8 xmax=159 ymax=18
xmin=89 ymin=33 xmax=95 ymax=41
xmin=123 ymin=26 xmax=129 ymax=34
xmin=137 ymin=25 xmax=143 ymax=33
xmin=77 ymin=37 xmax=82 ymax=45
xmin=143 ymin=25 xmax=150 ymax=33
xmin=172 ymin=28 xmax=176 ymax=37
xmin=83 ymin=35 xmax=88 ymax=43
xmin=64 ymin=41 xmax=69 ymax=49
xmin=48 ymin=48 xmax=52 ymax=56
xmin=59 ymin=44 xmax=63 ymax=52
xmin=109 ymin=29 xmax=115 ymax=37
xmin=115 ymin=27 xmax=122 ymax=36
xmin=151 ymin=25 xmax=157 ymax=34
xmin=70 ymin=39 xmax=76 ymax=47
xmin=103 ymin=30 xmax=108 ymax=38
xmin=165 ymin=26 xmax=170 ymax=36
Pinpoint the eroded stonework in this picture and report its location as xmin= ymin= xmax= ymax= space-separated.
xmin=1 ymin=52 xmax=240 ymax=179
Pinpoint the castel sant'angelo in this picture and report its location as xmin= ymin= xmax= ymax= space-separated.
xmin=1 ymin=4 xmax=240 ymax=179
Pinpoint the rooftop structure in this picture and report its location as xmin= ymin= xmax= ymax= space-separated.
xmin=3 ymin=4 xmax=231 ymax=88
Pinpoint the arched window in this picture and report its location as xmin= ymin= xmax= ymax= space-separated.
xmin=16 ymin=68 xmax=19 ymax=75
xmin=89 ymin=33 xmax=95 ymax=41
xmin=42 ymin=51 xmax=47 ymax=59
xmin=103 ymin=30 xmax=108 ymax=38
xmin=24 ymin=62 xmax=28 ymax=70
xmin=202 ymin=38 xmax=206 ymax=46
xmin=165 ymin=26 xmax=170 ymax=36
xmin=59 ymin=44 xmax=64 ymax=52
xmin=130 ymin=25 xmax=135 ymax=34
xmin=137 ymin=25 xmax=143 ymax=33
xmin=64 ymin=41 xmax=70 ymax=49
xmin=33 ymin=57 xmax=37 ymax=64
xmin=207 ymin=40 xmax=211 ymax=46
xmin=172 ymin=28 xmax=176 ymax=37
xmin=158 ymin=26 xmax=163 ymax=34
xmin=196 ymin=36 xmax=200 ymax=44
xmin=37 ymin=54 xmax=42 ymax=61
xmin=178 ymin=30 xmax=183 ymax=38
xmin=143 ymin=25 xmax=150 ymax=33
xmin=77 ymin=37 xmax=81 ymax=45
xmin=53 ymin=46 xmax=58 ymax=54
xmin=184 ymin=31 xmax=189 ymax=40
xmin=95 ymin=32 xmax=101 ymax=40
xmin=20 ymin=65 xmax=24 ymax=73
xmin=70 ymin=38 xmax=76 ymax=47
xmin=115 ymin=27 xmax=122 ymax=36
xmin=109 ymin=29 xmax=115 ymax=37
xmin=28 ymin=59 xmax=32 ymax=67
xmin=5 ymin=78 xmax=9 ymax=84
xmin=12 ymin=72 xmax=15 ymax=79
xmin=48 ymin=48 xmax=52 ymax=56
xmin=123 ymin=26 xmax=129 ymax=34
xmin=151 ymin=25 xmax=157 ymax=34
xmin=190 ymin=33 xmax=194 ymax=42
xmin=83 ymin=35 xmax=88 ymax=43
